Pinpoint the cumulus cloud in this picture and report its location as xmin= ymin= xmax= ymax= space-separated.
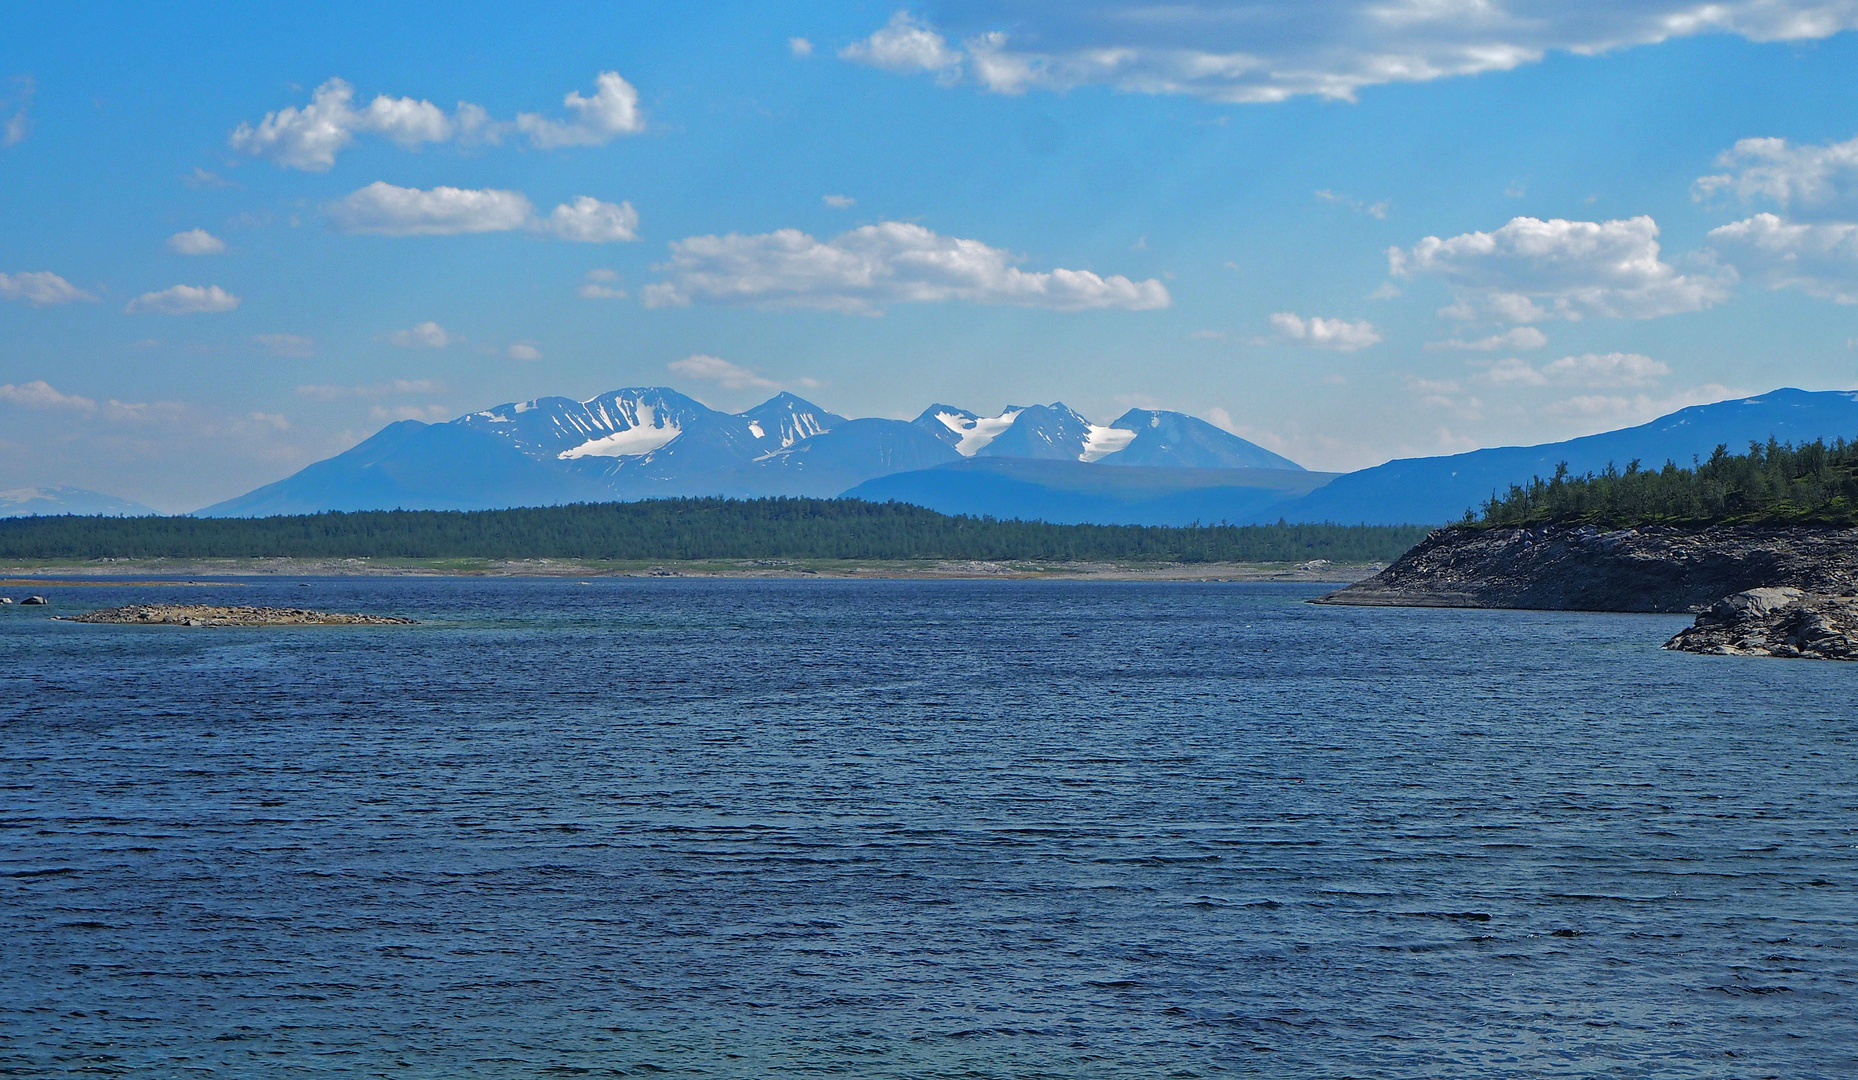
xmin=1428 ymin=327 xmax=1549 ymax=351
xmin=667 ymin=354 xmax=781 ymax=390
xmin=841 ymin=3 xmax=1858 ymax=103
xmin=1391 ymin=215 xmax=1730 ymax=321
xmin=578 ymin=268 xmax=627 ymax=299
xmin=544 ymin=196 xmax=639 ymax=242
xmin=790 ymin=37 xmax=815 ymax=57
xmin=643 ymin=221 xmax=1170 ymax=313
xmin=167 ymin=228 xmax=226 ymax=255
xmin=124 ymin=284 xmax=240 ymax=315
xmin=389 ymin=321 xmax=452 ymax=348
xmin=1316 ymin=189 xmax=1389 ymax=218
xmin=253 ymin=333 xmax=314 ymax=358
xmin=515 ymin=72 xmax=645 ymax=149
xmin=1542 ymin=384 xmax=1741 ymax=425
xmin=823 ymin=194 xmax=856 ymax=209
xmin=0 ymin=271 xmax=95 ymax=306
xmin=0 ymin=379 xmax=96 ymax=412
xmin=1710 ymin=212 xmax=1858 ymax=303
xmin=230 ymin=72 xmax=644 ymax=170
xmin=1480 ymin=352 xmax=1671 ymax=388
xmin=1695 ymin=134 xmax=1858 ymax=221
xmin=327 ymin=182 xmax=533 ymax=236
xmin=1268 ymin=312 xmax=1382 ymax=351
xmin=841 ymin=12 xmax=963 ymax=75
xmin=507 ymin=343 xmax=542 ymax=361
xmin=326 ymin=183 xmax=637 ymax=242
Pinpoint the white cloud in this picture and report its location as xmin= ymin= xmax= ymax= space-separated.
xmin=0 ymin=380 xmax=96 ymax=412
xmin=516 ymin=72 xmax=645 ymax=149
xmin=327 ymin=182 xmax=534 ymax=236
xmin=326 ymin=183 xmax=637 ymax=242
xmin=167 ymin=228 xmax=227 ymax=255
xmin=578 ymin=268 xmax=627 ymax=299
xmin=1428 ymin=326 xmax=1548 ymax=351
xmin=1481 ymin=352 xmax=1671 ymax=388
xmin=1709 ymin=212 xmax=1858 ymax=303
xmin=544 ymin=196 xmax=639 ymax=242
xmin=667 ymin=354 xmax=781 ymax=390
xmin=1316 ymin=189 xmax=1389 ymax=218
xmin=0 ymin=270 xmax=95 ymax=306
xmin=253 ymin=333 xmax=314 ymax=358
xmin=842 ymin=3 xmax=1858 ymax=103
xmin=1695 ymin=134 xmax=1858 ymax=221
xmin=823 ymin=194 xmax=856 ymax=209
xmin=1543 ymin=384 xmax=1741 ymax=425
xmin=184 ymin=167 xmax=235 ymax=189
xmin=230 ymin=72 xmax=643 ymax=170
xmin=507 ymin=343 xmax=543 ymax=361
xmin=841 ymin=12 xmax=963 ymax=76
xmin=1268 ymin=312 xmax=1382 ymax=351
xmin=389 ymin=321 xmax=452 ymax=348
xmin=643 ymin=221 xmax=1170 ymax=313
xmin=124 ymin=284 xmax=240 ymax=315
xmin=1391 ymin=215 xmax=1730 ymax=321
xmin=790 ymin=37 xmax=815 ymax=57
xmin=3 ymin=74 xmax=33 ymax=147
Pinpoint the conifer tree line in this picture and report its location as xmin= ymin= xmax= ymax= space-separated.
xmin=0 ymin=498 xmax=1430 ymax=563
xmin=1474 ymin=438 xmax=1858 ymax=528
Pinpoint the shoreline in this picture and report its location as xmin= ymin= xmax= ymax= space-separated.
xmin=0 ymin=557 xmax=1381 ymax=584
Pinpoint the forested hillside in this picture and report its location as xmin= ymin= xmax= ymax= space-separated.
xmin=1 ymin=498 xmax=1428 ymax=563
xmin=1475 ymin=439 xmax=1858 ymax=528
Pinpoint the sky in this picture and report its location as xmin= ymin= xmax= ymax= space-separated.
xmin=3 ymin=1 xmax=1858 ymax=511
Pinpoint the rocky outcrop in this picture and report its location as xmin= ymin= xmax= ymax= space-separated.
xmin=1665 ymin=588 xmax=1858 ymax=659
xmin=1315 ymin=523 xmax=1858 ymax=612
xmin=58 ymin=604 xmax=415 ymax=626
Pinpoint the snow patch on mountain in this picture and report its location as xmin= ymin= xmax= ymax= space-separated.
xmin=558 ymin=410 xmax=682 ymax=458
xmin=935 ymin=409 xmax=1022 ymax=456
xmin=1080 ymin=424 xmax=1137 ymax=462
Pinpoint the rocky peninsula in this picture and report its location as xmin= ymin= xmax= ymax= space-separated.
xmin=1315 ymin=523 xmax=1858 ymax=613
xmin=58 ymin=604 xmax=415 ymax=627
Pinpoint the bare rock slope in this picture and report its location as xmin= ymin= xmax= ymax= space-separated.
xmin=1316 ymin=524 xmax=1858 ymax=613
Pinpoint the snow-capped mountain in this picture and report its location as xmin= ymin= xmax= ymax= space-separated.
xmin=912 ymin=402 xmax=1297 ymax=468
xmin=197 ymin=386 xmax=1314 ymax=516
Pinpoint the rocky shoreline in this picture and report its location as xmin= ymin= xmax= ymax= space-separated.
xmin=1316 ymin=523 xmax=1858 ymax=613
xmin=58 ymin=604 xmax=415 ymax=627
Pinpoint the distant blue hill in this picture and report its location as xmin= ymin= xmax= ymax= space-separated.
xmin=0 ymin=485 xmax=157 ymax=518
xmin=845 ymin=457 xmax=1335 ymax=526
xmin=1270 ymin=388 xmax=1858 ymax=525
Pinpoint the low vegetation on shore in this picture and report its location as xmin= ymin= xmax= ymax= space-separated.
xmin=1471 ymin=438 xmax=1858 ymax=528
xmin=0 ymin=498 xmax=1427 ymax=565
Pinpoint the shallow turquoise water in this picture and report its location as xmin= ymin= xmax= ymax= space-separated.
xmin=2 ymin=578 xmax=1854 ymax=1077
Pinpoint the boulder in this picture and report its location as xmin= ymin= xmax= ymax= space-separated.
xmin=1666 ymin=588 xmax=1858 ymax=660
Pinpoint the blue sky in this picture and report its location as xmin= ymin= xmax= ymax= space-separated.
xmin=4 ymin=1 xmax=1858 ymax=510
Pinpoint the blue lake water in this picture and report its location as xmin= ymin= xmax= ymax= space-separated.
xmin=2 ymin=577 xmax=1854 ymax=1078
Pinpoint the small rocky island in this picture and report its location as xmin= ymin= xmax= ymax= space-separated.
xmin=59 ymin=604 xmax=416 ymax=627
xmin=1664 ymin=587 xmax=1858 ymax=660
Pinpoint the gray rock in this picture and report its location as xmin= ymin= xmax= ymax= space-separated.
xmin=19 ymin=595 xmax=47 ymax=605
xmin=1666 ymin=588 xmax=1858 ymax=660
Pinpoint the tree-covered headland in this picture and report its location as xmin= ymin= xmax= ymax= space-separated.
xmin=1473 ymin=438 xmax=1858 ymax=528
xmin=0 ymin=497 xmax=1428 ymax=564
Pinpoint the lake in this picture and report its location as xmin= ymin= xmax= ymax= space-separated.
xmin=3 ymin=577 xmax=1854 ymax=1078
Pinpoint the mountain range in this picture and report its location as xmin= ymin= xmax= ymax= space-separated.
xmin=19 ymin=386 xmax=1858 ymax=526
xmin=197 ymin=388 xmax=1303 ymax=517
